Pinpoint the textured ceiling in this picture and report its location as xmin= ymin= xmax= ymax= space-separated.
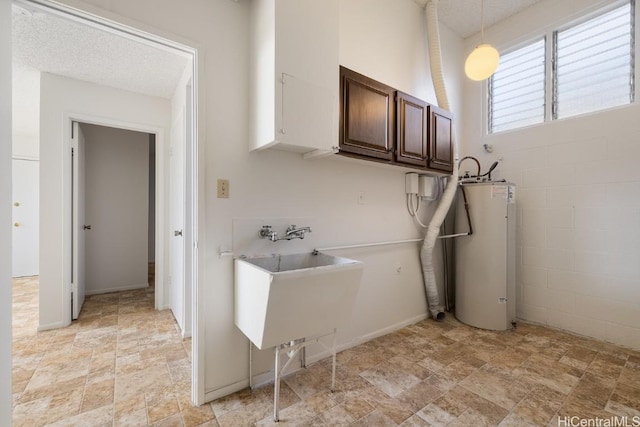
xmin=415 ymin=0 xmax=543 ymax=38
xmin=12 ymin=5 xmax=190 ymax=100
xmin=12 ymin=0 xmax=539 ymax=99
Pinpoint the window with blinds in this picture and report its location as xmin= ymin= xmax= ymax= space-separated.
xmin=553 ymin=1 xmax=635 ymax=120
xmin=489 ymin=39 xmax=546 ymax=134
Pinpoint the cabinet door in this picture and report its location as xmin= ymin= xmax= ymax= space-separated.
xmin=339 ymin=67 xmax=394 ymax=161
xmin=396 ymin=91 xmax=428 ymax=168
xmin=428 ymin=105 xmax=454 ymax=173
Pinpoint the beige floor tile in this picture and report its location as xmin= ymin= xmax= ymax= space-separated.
xmin=147 ymin=394 xmax=181 ymax=424
xmin=114 ymin=363 xmax=173 ymax=402
xmin=114 ymin=407 xmax=148 ymax=426
xmin=443 ymin=385 xmax=509 ymax=425
xmin=359 ymin=362 xmax=421 ymax=398
xmin=301 ymin=390 xmax=337 ymax=414
xmin=458 ymin=364 xmax=530 ymax=411
xmin=338 ymin=394 xmax=374 ymax=420
xmin=416 ymin=401 xmax=457 ymax=425
xmin=13 ymin=276 xmax=640 ymax=426
xmin=606 ymin=382 xmax=640 ymax=417
xmin=177 ymin=395 xmax=216 ymax=427
xmin=359 ymin=387 xmax=414 ymax=424
xmin=511 ymin=384 xmax=564 ymax=425
xmin=395 ymin=379 xmax=443 ymax=412
xmin=350 ymin=408 xmax=397 ymax=427
xmin=498 ymin=412 xmax=540 ymax=427
xmin=81 ymin=378 xmax=115 ymax=413
xmin=448 ymin=408 xmax=494 ymax=427
xmin=151 ymin=413 xmax=185 ymax=427
xmin=314 ymin=404 xmax=354 ymax=426
xmin=47 ymin=404 xmax=113 ymax=427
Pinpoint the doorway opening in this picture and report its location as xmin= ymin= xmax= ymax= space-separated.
xmin=71 ymin=122 xmax=156 ymax=319
xmin=11 ymin=0 xmax=202 ymax=405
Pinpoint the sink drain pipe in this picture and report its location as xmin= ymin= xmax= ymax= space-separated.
xmin=421 ymin=0 xmax=459 ymax=321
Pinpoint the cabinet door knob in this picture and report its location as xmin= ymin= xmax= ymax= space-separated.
xmin=83 ymin=225 xmax=92 ymax=230
xmin=14 ymin=222 xmax=19 ymax=227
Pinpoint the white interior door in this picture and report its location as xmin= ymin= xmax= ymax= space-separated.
xmin=71 ymin=121 xmax=86 ymax=320
xmin=12 ymin=158 xmax=39 ymax=278
xmin=170 ymin=110 xmax=186 ymax=333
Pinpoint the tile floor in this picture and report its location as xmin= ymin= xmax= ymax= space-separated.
xmin=11 ymin=275 xmax=210 ymax=427
xmin=12 ymin=276 xmax=640 ymax=426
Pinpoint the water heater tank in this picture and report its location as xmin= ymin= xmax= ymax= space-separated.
xmin=454 ymin=182 xmax=516 ymax=331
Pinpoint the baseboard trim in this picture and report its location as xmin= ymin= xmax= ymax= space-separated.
xmin=85 ymin=283 xmax=148 ymax=295
xmin=38 ymin=321 xmax=68 ymax=331
xmin=205 ymin=379 xmax=251 ymax=402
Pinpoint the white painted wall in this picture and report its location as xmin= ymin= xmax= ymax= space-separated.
xmin=461 ymin=0 xmax=640 ymax=350
xmin=11 ymin=64 xmax=40 ymax=278
xmin=52 ymin=0 xmax=465 ymax=399
xmin=1 ymin=0 xmax=13 ymax=421
xmin=39 ymin=73 xmax=170 ymax=329
xmin=12 ymin=63 xmax=39 ymax=159
xmin=81 ymin=124 xmax=149 ymax=295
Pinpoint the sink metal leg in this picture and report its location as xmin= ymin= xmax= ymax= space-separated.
xmin=330 ymin=329 xmax=337 ymax=392
xmin=248 ymin=340 xmax=253 ymax=390
xmin=271 ymin=332 xmax=337 ymax=421
xmin=273 ymin=344 xmax=281 ymax=422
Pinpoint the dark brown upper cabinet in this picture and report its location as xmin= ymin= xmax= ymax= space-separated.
xmin=338 ymin=66 xmax=453 ymax=174
xmin=428 ymin=105 xmax=453 ymax=173
xmin=339 ymin=67 xmax=395 ymax=161
xmin=396 ymin=91 xmax=428 ymax=168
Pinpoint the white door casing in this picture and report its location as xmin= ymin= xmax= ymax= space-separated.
xmin=170 ymin=108 xmax=186 ymax=335
xmin=71 ymin=121 xmax=86 ymax=320
xmin=12 ymin=158 xmax=39 ymax=278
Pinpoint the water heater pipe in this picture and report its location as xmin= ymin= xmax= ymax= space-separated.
xmin=421 ymin=0 xmax=460 ymax=321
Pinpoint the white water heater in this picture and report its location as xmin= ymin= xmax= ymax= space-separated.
xmin=454 ymin=182 xmax=516 ymax=331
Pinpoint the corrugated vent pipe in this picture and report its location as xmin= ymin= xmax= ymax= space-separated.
xmin=421 ymin=0 xmax=459 ymax=321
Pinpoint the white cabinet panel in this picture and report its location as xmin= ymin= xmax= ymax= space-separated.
xmin=250 ymin=0 xmax=338 ymax=155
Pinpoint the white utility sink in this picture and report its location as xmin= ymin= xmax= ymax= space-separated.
xmin=234 ymin=252 xmax=364 ymax=350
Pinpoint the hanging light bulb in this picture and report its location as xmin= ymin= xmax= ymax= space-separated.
xmin=465 ymin=0 xmax=500 ymax=81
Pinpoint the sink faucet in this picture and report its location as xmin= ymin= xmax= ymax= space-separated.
xmin=259 ymin=225 xmax=312 ymax=242
xmin=284 ymin=225 xmax=312 ymax=240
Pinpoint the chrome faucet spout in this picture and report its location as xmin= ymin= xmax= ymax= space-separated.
xmin=259 ymin=225 xmax=311 ymax=242
xmin=284 ymin=225 xmax=312 ymax=240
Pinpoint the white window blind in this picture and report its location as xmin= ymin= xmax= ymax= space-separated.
xmin=489 ymin=39 xmax=546 ymax=134
xmin=553 ymin=2 xmax=634 ymax=120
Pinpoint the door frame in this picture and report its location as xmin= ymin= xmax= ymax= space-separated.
xmin=17 ymin=0 xmax=205 ymax=405
xmin=66 ymin=115 xmax=167 ymax=310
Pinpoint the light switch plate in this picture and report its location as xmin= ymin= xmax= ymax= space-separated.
xmin=217 ymin=179 xmax=229 ymax=198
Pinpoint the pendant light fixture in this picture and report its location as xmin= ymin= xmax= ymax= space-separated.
xmin=464 ymin=0 xmax=500 ymax=81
